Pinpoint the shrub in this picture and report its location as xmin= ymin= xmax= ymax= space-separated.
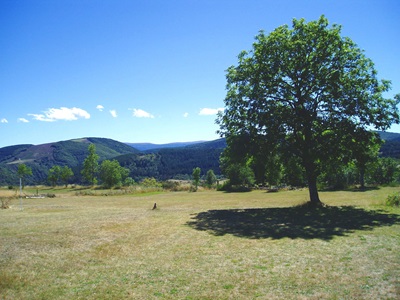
xmin=141 ymin=177 xmax=162 ymax=188
xmin=1 ymin=197 xmax=13 ymax=209
xmin=386 ymin=192 xmax=400 ymax=207
xmin=162 ymin=180 xmax=181 ymax=191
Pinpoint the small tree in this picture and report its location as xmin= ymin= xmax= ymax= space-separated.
xmin=192 ymin=167 xmax=201 ymax=191
xmin=60 ymin=166 xmax=74 ymax=187
xmin=205 ymin=169 xmax=217 ymax=187
xmin=48 ymin=165 xmax=62 ymax=186
xmin=17 ymin=163 xmax=32 ymax=189
xmin=81 ymin=144 xmax=99 ymax=185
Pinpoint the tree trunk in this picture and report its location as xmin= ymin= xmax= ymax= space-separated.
xmin=304 ymin=161 xmax=322 ymax=205
xmin=359 ymin=167 xmax=366 ymax=190
xmin=307 ymin=175 xmax=322 ymax=205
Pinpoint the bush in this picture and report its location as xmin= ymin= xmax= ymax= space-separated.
xmin=386 ymin=192 xmax=400 ymax=207
xmin=162 ymin=180 xmax=181 ymax=191
xmin=141 ymin=177 xmax=162 ymax=188
xmin=1 ymin=197 xmax=13 ymax=209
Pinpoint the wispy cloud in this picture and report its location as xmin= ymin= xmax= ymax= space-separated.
xmin=131 ymin=108 xmax=154 ymax=118
xmin=18 ymin=118 xmax=29 ymax=123
xmin=110 ymin=110 xmax=117 ymax=118
xmin=96 ymin=105 xmax=104 ymax=111
xmin=199 ymin=108 xmax=223 ymax=116
xmin=183 ymin=112 xmax=189 ymax=118
xmin=1 ymin=118 xmax=8 ymax=123
xmin=29 ymin=107 xmax=90 ymax=122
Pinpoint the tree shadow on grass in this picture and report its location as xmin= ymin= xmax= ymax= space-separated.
xmin=186 ymin=205 xmax=400 ymax=240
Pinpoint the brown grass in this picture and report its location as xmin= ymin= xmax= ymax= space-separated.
xmin=0 ymin=187 xmax=399 ymax=299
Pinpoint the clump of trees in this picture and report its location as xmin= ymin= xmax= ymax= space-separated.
xmin=217 ymin=16 xmax=400 ymax=204
xmin=48 ymin=165 xmax=74 ymax=187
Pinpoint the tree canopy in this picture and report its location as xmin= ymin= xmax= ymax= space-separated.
xmin=217 ymin=16 xmax=400 ymax=204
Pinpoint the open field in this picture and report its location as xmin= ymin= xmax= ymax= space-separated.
xmin=1 ymin=187 xmax=400 ymax=299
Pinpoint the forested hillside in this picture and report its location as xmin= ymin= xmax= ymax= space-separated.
xmin=115 ymin=139 xmax=226 ymax=181
xmin=0 ymin=138 xmax=138 ymax=186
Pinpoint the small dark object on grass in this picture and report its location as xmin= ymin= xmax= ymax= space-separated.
xmin=152 ymin=203 xmax=157 ymax=210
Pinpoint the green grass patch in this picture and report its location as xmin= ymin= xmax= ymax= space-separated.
xmin=1 ymin=187 xmax=399 ymax=299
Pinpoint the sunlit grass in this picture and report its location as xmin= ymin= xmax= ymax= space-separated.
xmin=1 ymin=187 xmax=399 ymax=299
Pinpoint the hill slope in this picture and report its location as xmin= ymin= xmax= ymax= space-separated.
xmin=0 ymin=138 xmax=138 ymax=186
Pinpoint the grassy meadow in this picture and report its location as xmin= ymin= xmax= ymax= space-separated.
xmin=1 ymin=187 xmax=399 ymax=299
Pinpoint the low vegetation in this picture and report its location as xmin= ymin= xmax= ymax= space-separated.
xmin=1 ymin=187 xmax=399 ymax=299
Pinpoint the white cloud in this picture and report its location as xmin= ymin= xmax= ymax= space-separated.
xmin=110 ymin=110 xmax=117 ymax=118
xmin=131 ymin=108 xmax=154 ymax=118
xmin=199 ymin=108 xmax=224 ymax=116
xmin=96 ymin=105 xmax=104 ymax=111
xmin=1 ymin=118 xmax=8 ymax=123
xmin=18 ymin=118 xmax=29 ymax=123
xmin=29 ymin=107 xmax=90 ymax=122
xmin=183 ymin=112 xmax=189 ymax=118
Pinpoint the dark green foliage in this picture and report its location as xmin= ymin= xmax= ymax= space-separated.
xmin=223 ymin=163 xmax=255 ymax=189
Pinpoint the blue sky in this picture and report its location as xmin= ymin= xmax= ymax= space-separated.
xmin=1 ymin=0 xmax=399 ymax=148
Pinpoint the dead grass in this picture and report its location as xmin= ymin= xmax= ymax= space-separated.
xmin=0 ymin=187 xmax=399 ymax=299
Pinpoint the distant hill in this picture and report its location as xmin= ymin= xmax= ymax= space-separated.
xmin=0 ymin=138 xmax=138 ymax=186
xmin=378 ymin=131 xmax=400 ymax=159
xmin=115 ymin=138 xmax=226 ymax=181
xmin=377 ymin=131 xmax=400 ymax=141
xmin=125 ymin=141 xmax=205 ymax=151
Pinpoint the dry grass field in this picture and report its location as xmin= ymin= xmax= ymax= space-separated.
xmin=1 ymin=187 xmax=399 ymax=299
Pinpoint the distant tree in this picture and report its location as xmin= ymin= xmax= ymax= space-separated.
xmin=217 ymin=16 xmax=400 ymax=205
xmin=99 ymin=160 xmax=129 ymax=188
xmin=205 ymin=169 xmax=217 ymax=187
xmin=350 ymin=131 xmax=381 ymax=189
xmin=48 ymin=165 xmax=62 ymax=186
xmin=17 ymin=163 xmax=32 ymax=189
xmin=81 ymin=144 xmax=99 ymax=185
xmin=192 ymin=167 xmax=201 ymax=191
xmin=60 ymin=166 xmax=74 ymax=187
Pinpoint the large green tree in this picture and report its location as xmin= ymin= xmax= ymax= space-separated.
xmin=81 ymin=144 xmax=99 ymax=185
xmin=217 ymin=16 xmax=399 ymax=205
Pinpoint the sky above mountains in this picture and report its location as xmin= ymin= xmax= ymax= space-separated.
xmin=1 ymin=0 xmax=399 ymax=148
